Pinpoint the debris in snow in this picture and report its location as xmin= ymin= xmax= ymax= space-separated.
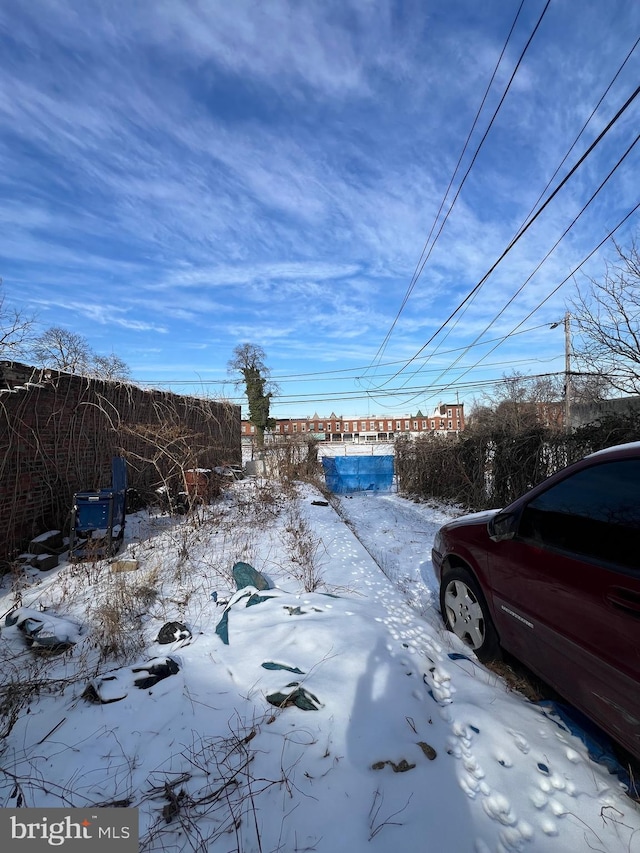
xmin=215 ymin=585 xmax=280 ymax=644
xmin=4 ymin=607 xmax=82 ymax=653
xmin=261 ymin=661 xmax=305 ymax=674
xmin=417 ymin=741 xmax=437 ymax=760
xmin=110 ymin=559 xmax=139 ymax=573
xmin=266 ymin=682 xmax=322 ymax=711
xmin=156 ymin=621 xmax=192 ymax=645
xmin=82 ymin=657 xmax=181 ymax=703
xmin=28 ymin=530 xmax=63 ymax=554
xmin=33 ymin=553 xmax=59 ymax=571
xmin=371 ymin=758 xmax=416 ymax=772
xmin=232 ymin=561 xmax=271 ymax=590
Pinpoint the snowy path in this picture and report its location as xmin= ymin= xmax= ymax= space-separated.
xmin=0 ymin=484 xmax=638 ymax=852
xmin=306 ymin=489 xmax=640 ymax=853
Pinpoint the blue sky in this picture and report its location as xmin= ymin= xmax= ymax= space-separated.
xmin=1 ymin=0 xmax=639 ymax=418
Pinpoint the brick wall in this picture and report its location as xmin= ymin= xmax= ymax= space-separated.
xmin=0 ymin=362 xmax=241 ymax=562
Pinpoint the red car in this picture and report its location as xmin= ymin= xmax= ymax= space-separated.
xmin=432 ymin=441 xmax=640 ymax=762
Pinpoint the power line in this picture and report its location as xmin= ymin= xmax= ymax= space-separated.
xmin=398 ymin=34 xmax=640 ymax=385
xmin=364 ymin=0 xmax=551 ymax=378
xmin=401 ymin=128 xmax=640 ymax=394
xmin=133 ymin=323 xmax=553 ymax=387
xmin=416 ymin=198 xmax=640 ymax=405
xmin=518 ymin=32 xmax=640 ymax=234
xmin=375 ymin=80 xmax=640 ymax=390
xmin=268 ymin=370 xmax=569 ymax=406
xmin=140 ymin=357 xmax=567 ymax=411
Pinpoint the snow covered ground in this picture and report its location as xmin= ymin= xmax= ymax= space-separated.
xmin=1 ymin=479 xmax=639 ymax=853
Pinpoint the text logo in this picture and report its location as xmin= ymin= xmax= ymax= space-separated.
xmin=0 ymin=808 xmax=138 ymax=851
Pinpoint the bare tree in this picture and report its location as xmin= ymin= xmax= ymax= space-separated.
xmin=31 ymin=327 xmax=131 ymax=380
xmin=569 ymin=372 xmax=611 ymax=404
xmin=469 ymin=372 xmax=565 ymax=434
xmin=92 ymin=353 xmax=131 ymax=381
xmin=32 ymin=327 xmax=93 ymax=373
xmin=571 ymin=237 xmax=640 ymax=395
xmin=0 ymin=281 xmax=36 ymax=359
xmin=227 ymin=343 xmax=278 ymax=449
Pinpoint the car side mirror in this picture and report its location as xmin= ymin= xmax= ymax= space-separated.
xmin=488 ymin=511 xmax=518 ymax=542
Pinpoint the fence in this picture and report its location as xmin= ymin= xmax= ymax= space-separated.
xmin=395 ymin=411 xmax=640 ymax=510
xmin=0 ymin=362 xmax=240 ymax=563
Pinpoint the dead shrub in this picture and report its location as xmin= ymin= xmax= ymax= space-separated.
xmin=284 ymin=501 xmax=326 ymax=592
xmin=90 ymin=573 xmax=153 ymax=662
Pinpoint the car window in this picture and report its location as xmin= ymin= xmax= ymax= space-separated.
xmin=518 ymin=459 xmax=640 ymax=570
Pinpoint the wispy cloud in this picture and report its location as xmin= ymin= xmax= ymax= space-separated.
xmin=0 ymin=0 xmax=638 ymax=410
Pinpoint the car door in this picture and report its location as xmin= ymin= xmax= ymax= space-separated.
xmin=487 ymin=457 xmax=640 ymax=757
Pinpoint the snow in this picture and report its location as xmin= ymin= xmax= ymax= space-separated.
xmin=1 ymin=479 xmax=638 ymax=852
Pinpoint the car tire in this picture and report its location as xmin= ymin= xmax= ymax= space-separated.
xmin=439 ymin=565 xmax=501 ymax=662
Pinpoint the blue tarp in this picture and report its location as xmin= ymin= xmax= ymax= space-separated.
xmin=534 ymin=700 xmax=633 ymax=789
xmin=322 ymin=456 xmax=394 ymax=494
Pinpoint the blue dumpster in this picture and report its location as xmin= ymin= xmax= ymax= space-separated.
xmin=321 ymin=456 xmax=394 ymax=494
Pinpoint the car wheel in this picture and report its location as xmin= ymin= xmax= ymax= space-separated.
xmin=439 ymin=565 xmax=501 ymax=662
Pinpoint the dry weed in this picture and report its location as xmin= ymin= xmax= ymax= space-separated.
xmin=89 ymin=571 xmax=157 ymax=663
xmin=284 ymin=501 xmax=327 ymax=593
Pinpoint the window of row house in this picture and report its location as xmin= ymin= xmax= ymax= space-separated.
xmin=413 ymin=421 xmax=418 ymax=429
xmin=405 ymin=420 xmax=409 ymax=429
xmin=447 ymin=408 xmax=452 ymax=418
xmin=293 ymin=423 xmax=297 ymax=432
xmin=387 ymin=421 xmax=392 ymax=430
xmin=448 ymin=421 xmax=452 ymax=429
xmin=361 ymin=421 xmax=366 ymax=430
xmin=422 ymin=420 xmax=427 ymax=428
xmin=396 ymin=421 xmax=401 ymax=429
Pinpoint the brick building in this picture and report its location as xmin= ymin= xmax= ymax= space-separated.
xmin=241 ymin=403 xmax=464 ymax=445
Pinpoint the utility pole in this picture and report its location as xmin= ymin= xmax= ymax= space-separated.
xmin=564 ymin=312 xmax=571 ymax=433
xmin=551 ymin=313 xmax=572 ymax=432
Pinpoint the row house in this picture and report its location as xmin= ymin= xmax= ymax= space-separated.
xmin=241 ymin=404 xmax=464 ymax=444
